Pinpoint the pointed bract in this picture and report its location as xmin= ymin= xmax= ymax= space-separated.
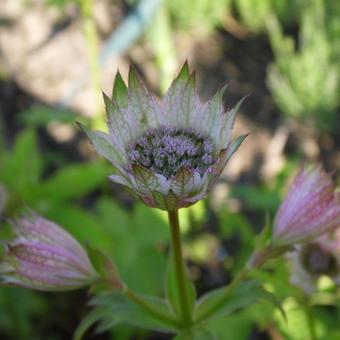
xmin=171 ymin=168 xmax=195 ymax=196
xmin=82 ymin=63 xmax=245 ymax=210
xmin=112 ymin=71 xmax=128 ymax=108
xmin=163 ymin=62 xmax=200 ymax=128
xmin=127 ymin=67 xmax=163 ymax=129
xmin=79 ymin=123 xmax=126 ymax=167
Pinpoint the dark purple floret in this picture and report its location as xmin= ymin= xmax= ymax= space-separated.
xmin=127 ymin=126 xmax=217 ymax=178
xmin=301 ymin=243 xmax=338 ymax=276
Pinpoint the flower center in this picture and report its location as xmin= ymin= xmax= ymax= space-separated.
xmin=127 ymin=126 xmax=217 ymax=178
xmin=300 ymin=243 xmax=338 ymax=276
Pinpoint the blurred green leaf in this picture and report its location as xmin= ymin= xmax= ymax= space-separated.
xmin=46 ymin=204 xmax=114 ymax=251
xmin=194 ymin=280 xmax=285 ymax=323
xmin=0 ymin=129 xmax=43 ymax=194
xmin=266 ymin=1 xmax=340 ymax=131
xmin=235 ymin=0 xmax=308 ymax=32
xmin=203 ymin=311 xmax=253 ymax=340
xmin=74 ymin=292 xmax=176 ymax=340
xmin=231 ymin=184 xmax=281 ymax=213
xmin=96 ymin=198 xmax=168 ymax=294
xmin=175 ymin=326 xmax=216 ymax=340
xmin=35 ymin=162 xmax=110 ymax=204
xmin=167 ymin=0 xmax=231 ymax=35
xmin=20 ymin=105 xmax=77 ymax=127
xmin=0 ymin=288 xmax=48 ymax=339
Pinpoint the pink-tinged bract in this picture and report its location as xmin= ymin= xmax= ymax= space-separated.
xmin=0 ymin=214 xmax=98 ymax=291
xmin=80 ymin=63 xmax=246 ymax=210
xmin=273 ymin=166 xmax=340 ymax=246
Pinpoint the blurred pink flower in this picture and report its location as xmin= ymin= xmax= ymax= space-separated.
xmin=0 ymin=214 xmax=98 ymax=291
xmin=287 ymin=229 xmax=340 ymax=293
xmin=273 ymin=166 xmax=340 ymax=245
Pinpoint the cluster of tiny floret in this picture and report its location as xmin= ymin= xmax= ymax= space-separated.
xmin=127 ymin=126 xmax=217 ymax=178
xmin=300 ymin=243 xmax=337 ymax=276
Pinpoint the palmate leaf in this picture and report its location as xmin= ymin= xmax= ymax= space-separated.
xmin=194 ymin=280 xmax=285 ymax=323
xmin=34 ymin=162 xmax=110 ymax=204
xmin=165 ymin=249 xmax=197 ymax=317
xmin=174 ymin=326 xmax=218 ymax=340
xmin=0 ymin=129 xmax=43 ymax=194
xmin=74 ymin=292 xmax=178 ymax=340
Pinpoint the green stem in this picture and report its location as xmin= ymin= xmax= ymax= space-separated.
xmin=125 ymin=288 xmax=180 ymax=328
xmin=305 ymin=300 xmax=317 ymax=340
xmin=147 ymin=7 xmax=177 ymax=93
xmin=168 ymin=210 xmax=192 ymax=326
xmin=195 ymin=267 xmax=250 ymax=323
xmin=80 ymin=0 xmax=102 ymax=126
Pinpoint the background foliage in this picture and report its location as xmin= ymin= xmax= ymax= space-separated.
xmin=0 ymin=0 xmax=339 ymax=339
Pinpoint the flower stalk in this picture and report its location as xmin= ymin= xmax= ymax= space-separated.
xmin=305 ymin=301 xmax=317 ymax=340
xmin=168 ymin=210 xmax=193 ymax=326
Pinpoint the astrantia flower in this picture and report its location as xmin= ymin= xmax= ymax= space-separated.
xmin=81 ymin=63 xmax=246 ymax=210
xmin=272 ymin=166 xmax=340 ymax=246
xmin=0 ymin=214 xmax=98 ymax=291
xmin=287 ymin=229 xmax=340 ymax=293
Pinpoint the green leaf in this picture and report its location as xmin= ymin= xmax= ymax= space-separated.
xmin=165 ymin=250 xmax=197 ymax=317
xmin=73 ymin=308 xmax=111 ymax=340
xmin=0 ymin=129 xmax=43 ymax=194
xmin=96 ymin=198 xmax=168 ymax=294
xmin=19 ymin=105 xmax=77 ymax=126
xmin=130 ymin=203 xmax=169 ymax=246
xmin=0 ymin=287 xmax=49 ymax=339
xmin=46 ymin=205 xmax=114 ymax=251
xmin=202 ymin=311 xmax=253 ymax=340
xmin=36 ymin=162 xmax=109 ymax=203
xmin=194 ymin=280 xmax=285 ymax=323
xmin=175 ymin=326 xmax=217 ymax=340
xmin=74 ymin=292 xmax=177 ymax=340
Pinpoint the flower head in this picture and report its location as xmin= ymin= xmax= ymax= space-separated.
xmin=273 ymin=166 xmax=340 ymax=246
xmin=81 ymin=63 xmax=246 ymax=210
xmin=287 ymin=229 xmax=340 ymax=293
xmin=0 ymin=214 xmax=98 ymax=291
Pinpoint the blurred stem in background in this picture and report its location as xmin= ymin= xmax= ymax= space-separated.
xmin=303 ymin=297 xmax=317 ymax=340
xmin=80 ymin=0 xmax=102 ymax=128
xmin=147 ymin=6 xmax=177 ymax=93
